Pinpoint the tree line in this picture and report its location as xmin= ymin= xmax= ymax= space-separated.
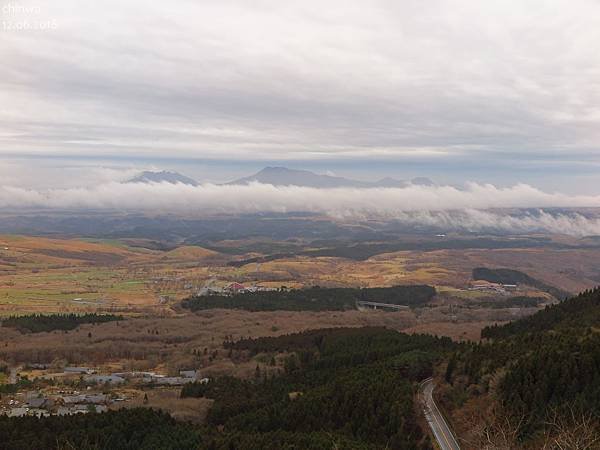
xmin=1 ymin=313 xmax=122 ymax=333
xmin=182 ymin=285 xmax=436 ymax=312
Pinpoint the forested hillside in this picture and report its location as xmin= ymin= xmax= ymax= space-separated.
xmin=1 ymin=327 xmax=454 ymax=449
xmin=445 ymin=287 xmax=600 ymax=446
xmin=182 ymin=285 xmax=436 ymax=312
xmin=481 ymin=287 xmax=600 ymax=338
xmin=0 ymin=409 xmax=202 ymax=450
xmin=182 ymin=327 xmax=455 ymax=449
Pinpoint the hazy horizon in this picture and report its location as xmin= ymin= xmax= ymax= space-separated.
xmin=2 ymin=0 xmax=600 ymax=234
xmin=2 ymin=156 xmax=600 ymax=195
xmin=2 ymin=0 xmax=600 ymax=195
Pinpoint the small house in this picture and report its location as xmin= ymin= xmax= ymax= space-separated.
xmin=226 ymin=282 xmax=246 ymax=294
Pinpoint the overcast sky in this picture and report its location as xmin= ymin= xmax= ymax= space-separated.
xmin=1 ymin=0 xmax=600 ymax=192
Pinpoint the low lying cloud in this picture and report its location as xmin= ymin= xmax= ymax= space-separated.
xmin=2 ymin=181 xmax=600 ymax=236
xmin=386 ymin=209 xmax=600 ymax=237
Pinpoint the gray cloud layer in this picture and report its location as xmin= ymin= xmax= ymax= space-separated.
xmin=1 ymin=0 xmax=600 ymax=183
xmin=2 ymin=181 xmax=600 ymax=235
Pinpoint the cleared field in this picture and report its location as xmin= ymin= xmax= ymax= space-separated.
xmin=0 ymin=235 xmax=221 ymax=315
xmin=109 ymin=388 xmax=213 ymax=423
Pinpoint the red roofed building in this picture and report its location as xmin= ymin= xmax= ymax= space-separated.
xmin=226 ymin=282 xmax=246 ymax=293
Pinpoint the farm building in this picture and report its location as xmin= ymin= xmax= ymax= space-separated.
xmin=64 ymin=367 xmax=95 ymax=375
xmin=226 ymin=282 xmax=247 ymax=293
xmin=85 ymin=374 xmax=125 ymax=385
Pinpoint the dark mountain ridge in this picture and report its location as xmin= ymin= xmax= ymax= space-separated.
xmin=128 ymin=170 xmax=199 ymax=186
xmin=227 ymin=166 xmax=434 ymax=188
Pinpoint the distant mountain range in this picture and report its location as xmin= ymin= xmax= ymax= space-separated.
xmin=227 ymin=167 xmax=434 ymax=188
xmin=127 ymin=171 xmax=199 ymax=186
xmin=128 ymin=167 xmax=434 ymax=189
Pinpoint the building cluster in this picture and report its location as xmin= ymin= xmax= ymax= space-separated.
xmin=2 ymin=391 xmax=111 ymax=418
xmin=197 ymin=282 xmax=276 ymax=296
xmin=65 ymin=367 xmax=208 ymax=387
xmin=107 ymin=370 xmax=208 ymax=386
xmin=1 ymin=368 xmax=210 ymax=418
xmin=468 ymin=280 xmax=518 ymax=294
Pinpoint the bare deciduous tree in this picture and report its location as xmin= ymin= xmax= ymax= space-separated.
xmin=541 ymin=404 xmax=600 ymax=450
xmin=461 ymin=403 xmax=525 ymax=450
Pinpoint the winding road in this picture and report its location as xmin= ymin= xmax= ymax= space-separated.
xmin=420 ymin=378 xmax=461 ymax=450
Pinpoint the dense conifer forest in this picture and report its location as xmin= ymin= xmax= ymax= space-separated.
xmin=0 ymin=409 xmax=202 ymax=450
xmin=1 ymin=313 xmax=122 ymax=333
xmin=182 ymin=285 xmax=436 ymax=312
xmin=446 ymin=287 xmax=600 ymax=443
xmin=0 ymin=408 xmax=383 ymax=450
xmin=183 ymin=327 xmax=454 ymax=449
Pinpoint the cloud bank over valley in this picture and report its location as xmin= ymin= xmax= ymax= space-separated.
xmin=2 ymin=181 xmax=600 ymax=236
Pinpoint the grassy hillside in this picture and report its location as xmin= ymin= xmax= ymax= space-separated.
xmin=227 ymin=237 xmax=563 ymax=265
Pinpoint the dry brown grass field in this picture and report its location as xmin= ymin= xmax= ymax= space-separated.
xmin=0 ymin=309 xmax=416 ymax=367
xmin=0 ymin=235 xmax=223 ymax=315
xmin=3 ymin=234 xmax=598 ymax=317
xmin=109 ymin=387 xmax=213 ymax=423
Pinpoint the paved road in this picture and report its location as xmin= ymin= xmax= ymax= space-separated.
xmin=420 ymin=378 xmax=461 ymax=450
xmin=9 ymin=366 xmax=19 ymax=384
